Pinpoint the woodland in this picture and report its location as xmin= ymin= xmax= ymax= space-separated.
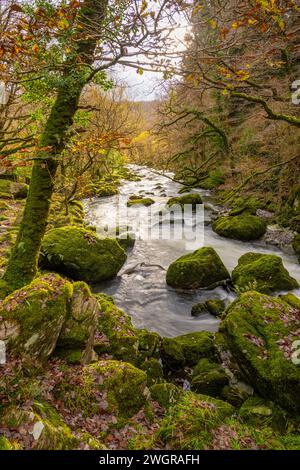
xmin=0 ymin=0 xmax=300 ymax=452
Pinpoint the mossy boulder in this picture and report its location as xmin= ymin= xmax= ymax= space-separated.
xmin=56 ymin=360 xmax=148 ymax=418
xmin=191 ymin=358 xmax=228 ymax=397
xmin=239 ymin=397 xmax=287 ymax=432
xmin=136 ymin=328 xmax=161 ymax=362
xmin=293 ymin=234 xmax=300 ymax=263
xmin=191 ymin=299 xmax=225 ymax=317
xmin=94 ymin=294 xmax=139 ymax=364
xmin=149 ymin=382 xmax=183 ymax=408
xmin=161 ymin=331 xmax=216 ymax=370
xmin=212 ymin=215 xmax=267 ymax=241
xmin=140 ymin=358 xmax=164 ymax=386
xmin=166 ymin=247 xmax=230 ymax=289
xmin=167 ymin=193 xmax=202 ymax=209
xmin=0 ymin=179 xmax=28 ymax=199
xmin=0 ymin=274 xmax=72 ymax=361
xmin=220 ymin=291 xmax=300 ymax=412
xmin=55 ymin=282 xmax=99 ymax=364
xmin=0 ymin=402 xmax=78 ymax=450
xmin=232 ymin=252 xmax=298 ymax=294
xmin=40 ymin=226 xmax=127 ymax=283
xmin=127 ymin=198 xmax=155 ymax=207
xmin=96 ymin=184 xmax=119 ymax=198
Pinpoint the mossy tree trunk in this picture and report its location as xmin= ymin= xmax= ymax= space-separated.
xmin=3 ymin=0 xmax=108 ymax=291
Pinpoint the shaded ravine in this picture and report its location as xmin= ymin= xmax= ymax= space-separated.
xmin=84 ymin=165 xmax=300 ymax=338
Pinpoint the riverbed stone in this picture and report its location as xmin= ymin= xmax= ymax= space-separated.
xmin=220 ymin=291 xmax=300 ymax=412
xmin=232 ymin=252 xmax=298 ymax=294
xmin=127 ymin=198 xmax=155 ymax=207
xmin=212 ymin=214 xmax=267 ymax=241
xmin=0 ymin=273 xmax=72 ymax=361
xmin=167 ymin=193 xmax=202 ymax=209
xmin=166 ymin=247 xmax=230 ymax=289
xmin=40 ymin=226 xmax=127 ymax=283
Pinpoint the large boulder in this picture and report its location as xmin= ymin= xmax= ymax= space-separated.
xmin=161 ymin=331 xmax=216 ymax=370
xmin=166 ymin=247 xmax=230 ymax=289
xmin=94 ymin=294 xmax=140 ymax=364
xmin=212 ymin=214 xmax=267 ymax=241
xmin=232 ymin=252 xmax=298 ymax=294
xmin=0 ymin=274 xmax=72 ymax=361
xmin=0 ymin=179 xmax=28 ymax=199
xmin=55 ymin=282 xmax=99 ymax=364
xmin=220 ymin=291 xmax=300 ymax=412
xmin=55 ymin=360 xmax=148 ymax=419
xmin=40 ymin=226 xmax=127 ymax=283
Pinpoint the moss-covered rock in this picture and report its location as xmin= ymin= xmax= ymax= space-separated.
xmin=167 ymin=193 xmax=202 ymax=209
xmin=40 ymin=226 xmax=127 ymax=283
xmin=161 ymin=331 xmax=216 ymax=370
xmin=136 ymin=329 xmax=161 ymax=362
xmin=239 ymin=397 xmax=287 ymax=432
xmin=220 ymin=291 xmax=300 ymax=412
xmin=0 ymin=274 xmax=72 ymax=361
xmin=212 ymin=215 xmax=267 ymax=241
xmin=55 ymin=282 xmax=99 ymax=364
xmin=293 ymin=234 xmax=300 ymax=263
xmin=0 ymin=179 xmax=28 ymax=199
xmin=232 ymin=252 xmax=298 ymax=294
xmin=221 ymin=385 xmax=251 ymax=408
xmin=191 ymin=299 xmax=226 ymax=317
xmin=56 ymin=360 xmax=148 ymax=418
xmin=94 ymin=294 xmax=139 ymax=364
xmin=127 ymin=198 xmax=155 ymax=207
xmin=0 ymin=402 xmax=78 ymax=450
xmin=140 ymin=358 xmax=164 ymax=386
xmin=229 ymin=196 xmax=262 ymax=216
xmin=191 ymin=358 xmax=228 ymax=397
xmin=166 ymin=247 xmax=230 ymax=289
xmin=147 ymin=391 xmax=289 ymax=450
xmin=149 ymin=382 xmax=183 ymax=408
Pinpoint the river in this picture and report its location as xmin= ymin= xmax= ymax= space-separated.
xmin=84 ymin=165 xmax=300 ymax=338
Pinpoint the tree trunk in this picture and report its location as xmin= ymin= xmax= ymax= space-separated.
xmin=3 ymin=0 xmax=108 ymax=291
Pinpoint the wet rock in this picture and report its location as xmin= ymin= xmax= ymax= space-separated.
xmin=40 ymin=226 xmax=127 ymax=283
xmin=166 ymin=247 xmax=230 ymax=289
xmin=212 ymin=214 xmax=267 ymax=241
xmin=232 ymin=252 xmax=298 ymax=294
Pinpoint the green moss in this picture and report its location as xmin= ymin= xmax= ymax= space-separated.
xmin=221 ymin=385 xmax=251 ymax=408
xmin=229 ymin=196 xmax=262 ymax=216
xmin=0 ymin=179 xmax=28 ymax=199
xmin=154 ymin=391 xmax=234 ymax=450
xmin=94 ymin=294 xmax=139 ymax=364
xmin=127 ymin=198 xmax=155 ymax=207
xmin=206 ymin=299 xmax=226 ymax=317
xmin=0 ymin=273 xmax=73 ymax=361
xmin=220 ymin=291 xmax=300 ymax=412
xmin=0 ymin=436 xmax=19 ymax=450
xmin=161 ymin=331 xmax=216 ymax=370
xmin=149 ymin=382 xmax=183 ymax=408
xmin=212 ymin=215 xmax=267 ymax=241
xmin=1 ymin=402 xmax=78 ymax=450
xmin=167 ymin=193 xmax=202 ymax=209
xmin=40 ymin=226 xmax=127 ymax=283
xmin=57 ymin=360 xmax=148 ymax=418
xmin=140 ymin=358 xmax=164 ymax=386
xmin=191 ymin=358 xmax=228 ymax=397
xmin=239 ymin=397 xmax=287 ymax=432
xmin=166 ymin=247 xmax=230 ymax=289
xmin=232 ymin=252 xmax=298 ymax=294
xmin=136 ymin=329 xmax=161 ymax=362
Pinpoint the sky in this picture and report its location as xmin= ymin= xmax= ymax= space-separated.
xmin=112 ymin=19 xmax=190 ymax=102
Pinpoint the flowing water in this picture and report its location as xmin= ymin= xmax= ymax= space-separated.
xmin=84 ymin=165 xmax=300 ymax=338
